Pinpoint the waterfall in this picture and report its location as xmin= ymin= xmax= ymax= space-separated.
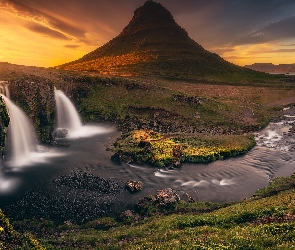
xmin=54 ymin=88 xmax=82 ymax=136
xmin=1 ymin=94 xmax=36 ymax=167
xmin=0 ymin=81 xmax=10 ymax=98
xmin=54 ymin=88 xmax=110 ymax=138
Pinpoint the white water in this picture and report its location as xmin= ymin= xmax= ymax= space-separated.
xmin=54 ymin=89 xmax=111 ymax=138
xmin=54 ymin=89 xmax=82 ymax=136
xmin=0 ymin=81 xmax=10 ymax=98
xmin=1 ymin=94 xmax=37 ymax=167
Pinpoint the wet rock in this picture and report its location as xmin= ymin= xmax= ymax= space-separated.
xmin=51 ymin=140 xmax=70 ymax=147
xmin=4 ymin=172 xmax=123 ymax=224
xmin=184 ymin=192 xmax=195 ymax=203
xmin=155 ymin=188 xmax=180 ymax=206
xmin=135 ymin=188 xmax=180 ymax=215
xmin=53 ymin=128 xmax=68 ymax=138
xmin=125 ymin=181 xmax=143 ymax=193
xmin=4 ymin=189 xmax=114 ymax=224
xmin=53 ymin=171 xmax=122 ymax=194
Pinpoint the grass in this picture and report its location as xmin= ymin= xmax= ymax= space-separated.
xmin=0 ymin=209 xmax=45 ymax=250
xmin=1 ymin=66 xmax=295 ymax=248
xmin=77 ymin=74 xmax=295 ymax=132
xmin=2 ymin=174 xmax=295 ymax=249
xmin=112 ymin=130 xmax=256 ymax=167
xmin=20 ymin=174 xmax=294 ymax=249
xmin=64 ymin=73 xmax=295 ymax=167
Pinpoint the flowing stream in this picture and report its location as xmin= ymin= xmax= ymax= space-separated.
xmin=0 ymin=89 xmax=294 ymax=213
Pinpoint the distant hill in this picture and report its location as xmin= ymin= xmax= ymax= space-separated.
xmin=245 ymin=63 xmax=295 ymax=74
xmin=58 ymin=1 xmax=259 ymax=79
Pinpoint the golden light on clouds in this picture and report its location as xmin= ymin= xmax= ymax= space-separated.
xmin=221 ymin=42 xmax=295 ymax=66
xmin=0 ymin=12 xmax=89 ymax=66
xmin=0 ymin=0 xmax=294 ymax=68
xmin=0 ymin=1 xmax=96 ymax=67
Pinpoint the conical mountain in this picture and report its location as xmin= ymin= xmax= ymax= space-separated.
xmin=59 ymin=1 xmax=251 ymax=78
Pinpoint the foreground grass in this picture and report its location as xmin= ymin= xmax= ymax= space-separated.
xmin=2 ymin=174 xmax=294 ymax=249
xmin=0 ymin=209 xmax=45 ymax=250
xmin=30 ymin=174 xmax=295 ymax=249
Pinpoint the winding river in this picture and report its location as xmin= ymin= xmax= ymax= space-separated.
xmin=0 ymin=108 xmax=295 ymax=215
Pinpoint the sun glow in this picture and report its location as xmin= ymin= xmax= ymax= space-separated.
xmin=0 ymin=11 xmax=94 ymax=67
xmin=222 ymin=42 xmax=295 ymax=66
xmin=1 ymin=1 xmax=294 ymax=68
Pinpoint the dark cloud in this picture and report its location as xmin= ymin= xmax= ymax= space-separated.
xmin=2 ymin=0 xmax=295 ymax=49
xmin=157 ymin=0 xmax=295 ymax=47
xmin=26 ymin=23 xmax=70 ymax=40
xmin=210 ymin=47 xmax=236 ymax=54
xmin=234 ymin=16 xmax=295 ymax=45
xmin=65 ymin=45 xmax=81 ymax=49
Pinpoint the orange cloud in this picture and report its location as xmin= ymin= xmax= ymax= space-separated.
xmin=0 ymin=0 xmax=87 ymax=42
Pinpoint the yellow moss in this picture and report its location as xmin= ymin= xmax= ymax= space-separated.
xmin=0 ymin=209 xmax=13 ymax=234
xmin=150 ymin=139 xmax=176 ymax=161
xmin=25 ymin=233 xmax=46 ymax=250
xmin=132 ymin=130 xmax=152 ymax=142
xmin=184 ymin=145 xmax=244 ymax=157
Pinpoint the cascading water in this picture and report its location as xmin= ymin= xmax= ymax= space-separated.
xmin=0 ymin=81 xmax=10 ymax=99
xmin=54 ymin=88 xmax=82 ymax=136
xmin=54 ymin=88 xmax=110 ymax=138
xmin=1 ymin=94 xmax=36 ymax=167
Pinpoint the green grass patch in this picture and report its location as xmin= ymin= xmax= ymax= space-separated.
xmin=112 ymin=130 xmax=256 ymax=167
xmin=254 ymin=173 xmax=295 ymax=198
xmin=37 ymin=187 xmax=295 ymax=249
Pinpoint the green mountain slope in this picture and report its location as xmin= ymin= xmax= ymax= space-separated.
xmin=58 ymin=1 xmax=262 ymax=79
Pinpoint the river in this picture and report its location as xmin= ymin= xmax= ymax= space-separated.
xmin=0 ymin=108 xmax=294 ymax=221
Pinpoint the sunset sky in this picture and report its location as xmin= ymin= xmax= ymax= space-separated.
xmin=1 ymin=0 xmax=295 ymax=68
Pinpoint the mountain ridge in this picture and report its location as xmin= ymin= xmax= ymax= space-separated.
xmin=58 ymin=1 xmax=258 ymax=79
xmin=245 ymin=63 xmax=295 ymax=74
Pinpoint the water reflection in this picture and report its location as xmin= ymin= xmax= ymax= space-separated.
xmin=0 ymin=174 xmax=20 ymax=194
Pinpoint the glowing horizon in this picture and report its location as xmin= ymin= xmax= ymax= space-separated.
xmin=1 ymin=0 xmax=294 ymax=68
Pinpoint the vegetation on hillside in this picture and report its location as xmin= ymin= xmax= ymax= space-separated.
xmin=1 ymin=64 xmax=295 ymax=163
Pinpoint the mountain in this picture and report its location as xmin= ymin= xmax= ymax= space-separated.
xmin=58 ymin=1 xmax=255 ymax=78
xmin=245 ymin=63 xmax=295 ymax=74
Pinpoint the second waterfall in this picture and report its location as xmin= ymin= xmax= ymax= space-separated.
xmin=54 ymin=88 xmax=82 ymax=137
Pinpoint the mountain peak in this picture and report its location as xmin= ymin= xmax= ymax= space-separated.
xmin=59 ymin=1 xmax=249 ymax=78
xmin=119 ymin=0 xmax=184 ymax=37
